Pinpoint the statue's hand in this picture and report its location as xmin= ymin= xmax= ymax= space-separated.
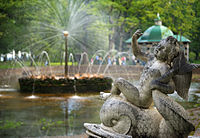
xmin=132 ymin=29 xmax=143 ymax=40
xmin=131 ymin=29 xmax=148 ymax=62
xmin=150 ymin=80 xmax=158 ymax=90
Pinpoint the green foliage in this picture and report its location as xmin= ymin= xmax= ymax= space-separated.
xmin=38 ymin=118 xmax=64 ymax=131
xmin=0 ymin=0 xmax=38 ymax=54
xmin=189 ymin=52 xmax=200 ymax=64
xmin=0 ymin=61 xmax=30 ymax=69
xmin=0 ymin=120 xmax=23 ymax=129
xmin=87 ymin=0 xmax=198 ymax=51
xmin=189 ymin=0 xmax=200 ymax=60
xmin=0 ymin=0 xmax=199 ymax=58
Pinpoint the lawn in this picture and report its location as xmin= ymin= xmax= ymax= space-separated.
xmin=0 ymin=61 xmax=77 ymax=69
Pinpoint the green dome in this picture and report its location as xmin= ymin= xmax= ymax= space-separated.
xmin=137 ymin=25 xmax=174 ymax=43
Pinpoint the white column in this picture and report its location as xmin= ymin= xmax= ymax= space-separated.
xmin=186 ymin=43 xmax=189 ymax=61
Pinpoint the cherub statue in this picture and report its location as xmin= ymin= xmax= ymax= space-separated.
xmin=84 ymin=30 xmax=199 ymax=138
xmin=101 ymin=29 xmax=192 ymax=108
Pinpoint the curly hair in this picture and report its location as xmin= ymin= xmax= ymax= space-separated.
xmin=154 ymin=36 xmax=180 ymax=65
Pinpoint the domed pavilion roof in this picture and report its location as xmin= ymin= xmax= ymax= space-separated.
xmin=138 ymin=14 xmax=174 ymax=43
xmin=125 ymin=14 xmax=190 ymax=44
xmin=137 ymin=25 xmax=174 ymax=43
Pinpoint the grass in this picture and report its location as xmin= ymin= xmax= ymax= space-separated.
xmin=0 ymin=61 xmax=78 ymax=69
xmin=189 ymin=52 xmax=200 ymax=64
xmin=191 ymin=60 xmax=200 ymax=64
xmin=50 ymin=62 xmax=78 ymax=66
xmin=0 ymin=61 xmax=27 ymax=69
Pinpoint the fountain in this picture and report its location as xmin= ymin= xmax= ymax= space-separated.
xmin=84 ymin=30 xmax=200 ymax=137
xmin=18 ymin=51 xmax=113 ymax=93
xmin=5 ymin=0 xmax=144 ymax=94
xmin=16 ymin=0 xmax=114 ymax=93
xmin=17 ymin=48 xmax=140 ymax=93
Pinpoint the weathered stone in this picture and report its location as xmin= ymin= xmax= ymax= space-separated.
xmin=84 ymin=30 xmax=199 ymax=137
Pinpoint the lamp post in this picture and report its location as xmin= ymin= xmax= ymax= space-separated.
xmin=63 ymin=31 xmax=69 ymax=77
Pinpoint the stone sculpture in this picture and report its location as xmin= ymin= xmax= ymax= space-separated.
xmin=84 ymin=30 xmax=199 ymax=138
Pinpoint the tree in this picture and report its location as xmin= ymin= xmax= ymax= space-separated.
xmin=189 ymin=0 xmax=200 ymax=60
xmin=89 ymin=0 xmax=197 ymax=53
xmin=88 ymin=0 xmax=137 ymax=51
xmin=0 ymin=0 xmax=109 ymax=61
xmin=0 ymin=0 xmax=199 ymax=61
xmin=0 ymin=0 xmax=39 ymax=55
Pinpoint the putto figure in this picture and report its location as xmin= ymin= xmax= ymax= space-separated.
xmin=84 ymin=29 xmax=199 ymax=138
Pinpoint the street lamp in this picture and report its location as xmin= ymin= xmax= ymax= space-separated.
xmin=63 ymin=31 xmax=69 ymax=77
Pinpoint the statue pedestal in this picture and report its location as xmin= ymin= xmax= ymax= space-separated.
xmin=84 ymin=92 xmax=194 ymax=138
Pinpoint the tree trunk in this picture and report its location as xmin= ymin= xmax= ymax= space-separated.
xmin=195 ymin=51 xmax=199 ymax=60
xmin=119 ymin=33 xmax=124 ymax=52
xmin=109 ymin=33 xmax=115 ymax=50
xmin=118 ymin=24 xmax=124 ymax=52
xmin=108 ymin=16 xmax=115 ymax=50
xmin=3 ymin=55 xmax=7 ymax=62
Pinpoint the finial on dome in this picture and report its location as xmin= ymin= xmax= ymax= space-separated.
xmin=157 ymin=13 xmax=160 ymax=18
xmin=154 ymin=13 xmax=162 ymax=25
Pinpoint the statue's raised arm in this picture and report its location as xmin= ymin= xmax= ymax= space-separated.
xmin=131 ymin=29 xmax=148 ymax=62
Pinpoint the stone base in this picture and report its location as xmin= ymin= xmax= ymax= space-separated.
xmin=18 ymin=77 xmax=112 ymax=93
xmin=84 ymin=123 xmax=132 ymax=138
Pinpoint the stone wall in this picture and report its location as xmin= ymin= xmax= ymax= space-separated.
xmin=0 ymin=65 xmax=199 ymax=87
xmin=0 ymin=65 xmax=143 ymax=80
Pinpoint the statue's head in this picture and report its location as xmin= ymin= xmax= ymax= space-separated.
xmin=154 ymin=36 xmax=180 ymax=64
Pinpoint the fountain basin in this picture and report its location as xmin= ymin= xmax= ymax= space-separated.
xmin=18 ymin=76 xmax=112 ymax=93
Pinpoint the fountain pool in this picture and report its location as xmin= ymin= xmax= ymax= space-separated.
xmin=0 ymin=82 xmax=199 ymax=137
xmin=0 ymin=90 xmax=103 ymax=137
